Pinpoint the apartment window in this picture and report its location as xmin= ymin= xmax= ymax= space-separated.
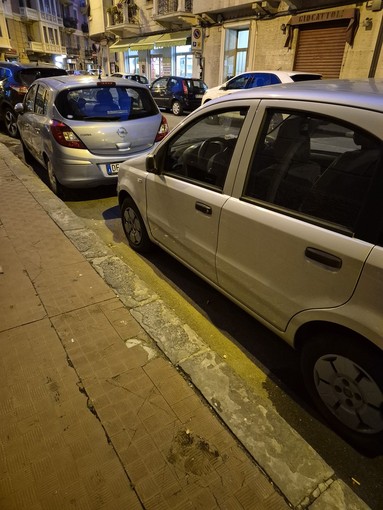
xmin=223 ymin=28 xmax=249 ymax=81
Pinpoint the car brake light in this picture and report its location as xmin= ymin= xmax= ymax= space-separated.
xmin=182 ymin=80 xmax=188 ymax=95
xmin=10 ymin=84 xmax=28 ymax=94
xmin=155 ymin=115 xmax=169 ymax=142
xmin=50 ymin=120 xmax=86 ymax=149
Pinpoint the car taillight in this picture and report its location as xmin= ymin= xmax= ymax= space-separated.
xmin=50 ymin=120 xmax=86 ymax=149
xmin=10 ymin=84 xmax=28 ymax=94
xmin=182 ymin=80 xmax=188 ymax=95
xmin=155 ymin=115 xmax=169 ymax=142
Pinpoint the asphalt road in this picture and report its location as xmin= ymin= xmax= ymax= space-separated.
xmin=2 ymin=114 xmax=383 ymax=509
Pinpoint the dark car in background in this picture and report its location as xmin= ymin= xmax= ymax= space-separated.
xmin=150 ymin=76 xmax=207 ymax=115
xmin=0 ymin=62 xmax=67 ymax=137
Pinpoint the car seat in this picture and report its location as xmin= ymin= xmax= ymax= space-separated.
xmin=93 ymin=89 xmax=119 ymax=114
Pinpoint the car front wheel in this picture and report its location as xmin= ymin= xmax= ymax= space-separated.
xmin=171 ymin=100 xmax=183 ymax=116
xmin=121 ymin=197 xmax=153 ymax=253
xmin=4 ymin=106 xmax=19 ymax=138
xmin=301 ymin=331 xmax=383 ymax=454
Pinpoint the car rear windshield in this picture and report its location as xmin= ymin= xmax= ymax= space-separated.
xmin=291 ymin=74 xmax=322 ymax=82
xmin=185 ymin=79 xmax=207 ymax=93
xmin=18 ymin=68 xmax=67 ymax=88
xmin=55 ymin=85 xmax=158 ymax=121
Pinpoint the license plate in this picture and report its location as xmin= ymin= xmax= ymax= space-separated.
xmin=195 ymin=94 xmax=203 ymax=99
xmin=106 ymin=162 xmax=120 ymax=175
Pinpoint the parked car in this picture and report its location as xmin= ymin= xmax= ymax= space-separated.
xmin=111 ymin=73 xmax=149 ymax=87
xmin=118 ymin=79 xmax=383 ymax=453
xmin=201 ymin=70 xmax=322 ymax=105
xmin=0 ymin=61 xmax=67 ymax=137
xmin=15 ymin=75 xmax=168 ymax=196
xmin=150 ymin=76 xmax=207 ymax=115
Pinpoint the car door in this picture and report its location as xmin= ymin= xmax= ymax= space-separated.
xmin=27 ymin=84 xmax=50 ymax=165
xmin=216 ymin=104 xmax=382 ymax=331
xmin=18 ymin=83 xmax=38 ymax=155
xmin=150 ymin=77 xmax=168 ymax=109
xmin=145 ymin=106 xmax=250 ymax=281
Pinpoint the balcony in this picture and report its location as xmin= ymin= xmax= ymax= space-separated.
xmin=19 ymin=6 xmax=39 ymax=23
xmin=63 ymin=16 xmax=78 ymax=33
xmin=67 ymin=46 xmax=80 ymax=56
xmin=154 ymin=0 xmax=197 ymax=27
xmin=25 ymin=40 xmax=66 ymax=55
xmin=106 ymin=2 xmax=140 ymax=37
xmin=81 ymin=22 xmax=89 ymax=33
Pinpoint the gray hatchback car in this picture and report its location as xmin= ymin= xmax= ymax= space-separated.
xmin=15 ymin=75 xmax=168 ymax=196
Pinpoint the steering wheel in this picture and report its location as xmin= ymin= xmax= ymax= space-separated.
xmin=197 ymin=137 xmax=226 ymax=162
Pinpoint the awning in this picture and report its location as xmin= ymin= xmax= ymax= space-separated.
xmin=110 ymin=30 xmax=191 ymax=52
xmin=110 ymin=34 xmax=158 ymax=52
xmin=155 ymin=30 xmax=190 ymax=48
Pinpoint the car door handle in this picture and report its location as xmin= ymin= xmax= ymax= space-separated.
xmin=195 ymin=201 xmax=212 ymax=215
xmin=305 ymin=247 xmax=342 ymax=269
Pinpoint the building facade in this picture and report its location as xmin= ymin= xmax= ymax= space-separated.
xmin=0 ymin=0 xmax=95 ymax=71
xmin=1 ymin=0 xmax=383 ymax=82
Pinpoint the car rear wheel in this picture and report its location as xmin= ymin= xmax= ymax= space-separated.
xmin=301 ymin=331 xmax=383 ymax=454
xmin=171 ymin=100 xmax=183 ymax=116
xmin=46 ymin=158 xmax=65 ymax=198
xmin=121 ymin=197 xmax=153 ymax=253
xmin=4 ymin=106 xmax=19 ymax=138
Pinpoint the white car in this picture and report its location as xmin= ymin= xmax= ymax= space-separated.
xmin=201 ymin=70 xmax=322 ymax=104
xmin=118 ymin=80 xmax=383 ymax=453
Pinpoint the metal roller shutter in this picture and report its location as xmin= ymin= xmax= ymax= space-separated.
xmin=294 ymin=20 xmax=349 ymax=78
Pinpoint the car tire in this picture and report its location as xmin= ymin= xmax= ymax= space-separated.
xmin=21 ymin=140 xmax=34 ymax=165
xmin=301 ymin=331 xmax=383 ymax=454
xmin=46 ymin=157 xmax=65 ymax=198
xmin=171 ymin=100 xmax=183 ymax=116
xmin=4 ymin=106 xmax=19 ymax=138
xmin=121 ymin=197 xmax=153 ymax=253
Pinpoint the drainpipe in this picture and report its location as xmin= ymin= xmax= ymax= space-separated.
xmin=369 ymin=14 xmax=383 ymax=77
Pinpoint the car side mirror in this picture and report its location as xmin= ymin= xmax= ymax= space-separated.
xmin=146 ymin=153 xmax=160 ymax=174
xmin=14 ymin=103 xmax=24 ymax=114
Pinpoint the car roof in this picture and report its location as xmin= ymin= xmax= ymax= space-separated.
xmin=32 ymin=74 xmax=150 ymax=90
xmin=230 ymin=70 xmax=322 ymax=79
xmin=206 ymin=79 xmax=383 ymax=113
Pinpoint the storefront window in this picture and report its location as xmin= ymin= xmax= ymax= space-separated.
xmin=125 ymin=50 xmax=139 ymax=74
xmin=223 ymin=28 xmax=249 ymax=81
xmin=175 ymin=44 xmax=192 ymax=77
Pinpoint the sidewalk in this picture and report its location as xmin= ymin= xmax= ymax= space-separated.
xmin=0 ymin=143 xmax=370 ymax=510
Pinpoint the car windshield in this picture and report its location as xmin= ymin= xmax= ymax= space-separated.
xmin=55 ymin=85 xmax=158 ymax=121
xmin=18 ymin=68 xmax=67 ymax=87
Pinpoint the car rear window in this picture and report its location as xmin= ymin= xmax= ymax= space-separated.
xmin=18 ymin=68 xmax=67 ymax=87
xmin=55 ymin=85 xmax=158 ymax=121
xmin=290 ymin=74 xmax=322 ymax=82
xmin=186 ymin=79 xmax=207 ymax=93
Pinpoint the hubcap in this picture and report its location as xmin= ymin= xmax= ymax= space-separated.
xmin=123 ymin=207 xmax=142 ymax=245
xmin=5 ymin=111 xmax=17 ymax=137
xmin=314 ymin=354 xmax=383 ymax=433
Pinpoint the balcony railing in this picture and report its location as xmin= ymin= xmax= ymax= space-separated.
xmin=63 ymin=16 xmax=77 ymax=29
xmin=67 ymin=46 xmax=80 ymax=56
xmin=157 ymin=0 xmax=192 ymax=15
xmin=81 ymin=22 xmax=89 ymax=33
xmin=106 ymin=2 xmax=139 ymax=27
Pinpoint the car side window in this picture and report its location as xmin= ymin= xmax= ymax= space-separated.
xmin=226 ymin=74 xmax=251 ymax=90
xmin=35 ymin=85 xmax=48 ymax=115
xmin=243 ymin=110 xmax=382 ymax=232
xmin=24 ymin=84 xmax=38 ymax=113
xmin=164 ymin=108 xmax=248 ymax=190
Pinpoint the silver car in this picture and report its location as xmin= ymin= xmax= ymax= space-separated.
xmin=16 ymin=75 xmax=168 ymax=196
xmin=118 ymin=79 xmax=383 ymax=453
